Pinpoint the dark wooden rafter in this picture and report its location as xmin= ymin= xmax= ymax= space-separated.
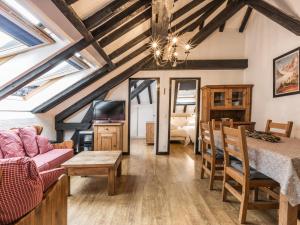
xmin=0 ymin=38 xmax=89 ymax=100
xmin=99 ymin=8 xmax=152 ymax=47
xmin=131 ymin=80 xmax=154 ymax=100
xmin=148 ymin=85 xmax=153 ymax=104
xmin=51 ymin=0 xmax=114 ymax=68
xmin=133 ymin=83 xmax=141 ymax=104
xmin=115 ymin=43 xmax=149 ymax=67
xmin=219 ymin=0 xmax=232 ymax=32
xmin=142 ymin=59 xmax=248 ymax=70
xmin=108 ymin=0 xmax=205 ymax=60
xmin=246 ymin=0 xmax=300 ymax=35
xmin=239 ymin=7 xmax=253 ymax=32
xmin=65 ymin=0 xmax=77 ymax=5
xmin=55 ymin=55 xmax=152 ymax=122
xmin=83 ymin=0 xmax=133 ymax=30
xmin=175 ymin=0 xmax=225 ymax=36
xmin=92 ymin=0 xmax=151 ymax=40
xmin=190 ymin=0 xmax=246 ymax=46
xmin=32 ymin=43 xmax=149 ymax=113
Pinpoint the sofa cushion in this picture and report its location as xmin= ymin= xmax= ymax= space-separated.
xmin=0 ymin=130 xmax=25 ymax=158
xmin=0 ymin=157 xmax=43 ymax=224
xmin=19 ymin=127 xmax=39 ymax=158
xmin=33 ymin=149 xmax=73 ymax=172
xmin=40 ymin=167 xmax=66 ymax=191
xmin=36 ymin=135 xmax=51 ymax=154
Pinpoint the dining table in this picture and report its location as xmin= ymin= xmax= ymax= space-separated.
xmin=213 ymin=130 xmax=300 ymax=225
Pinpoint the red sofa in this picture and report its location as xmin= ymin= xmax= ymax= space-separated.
xmin=0 ymin=125 xmax=74 ymax=224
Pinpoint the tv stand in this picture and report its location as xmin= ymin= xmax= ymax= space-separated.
xmin=93 ymin=123 xmax=123 ymax=151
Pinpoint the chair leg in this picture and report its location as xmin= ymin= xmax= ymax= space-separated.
xmin=209 ymin=162 xmax=215 ymax=190
xmin=222 ymin=175 xmax=228 ymax=202
xmin=239 ymin=189 xmax=249 ymax=224
xmin=200 ymin=158 xmax=205 ymax=179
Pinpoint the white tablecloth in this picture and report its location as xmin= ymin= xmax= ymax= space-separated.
xmin=213 ymin=131 xmax=300 ymax=206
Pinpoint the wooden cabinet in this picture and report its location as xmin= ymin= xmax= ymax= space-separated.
xmin=146 ymin=122 xmax=155 ymax=145
xmin=93 ymin=123 xmax=123 ymax=151
xmin=202 ymin=85 xmax=254 ymax=129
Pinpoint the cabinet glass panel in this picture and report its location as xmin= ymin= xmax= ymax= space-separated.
xmin=213 ymin=92 xmax=225 ymax=107
xmin=231 ymin=91 xmax=244 ymax=107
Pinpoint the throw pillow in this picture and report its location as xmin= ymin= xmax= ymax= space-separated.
xmin=0 ymin=130 xmax=25 ymax=158
xmin=19 ymin=127 xmax=39 ymax=157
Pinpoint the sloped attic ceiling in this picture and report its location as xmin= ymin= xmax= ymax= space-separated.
xmin=1 ymin=0 xmax=300 ymax=118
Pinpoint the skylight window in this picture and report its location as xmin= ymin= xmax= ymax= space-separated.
xmin=11 ymin=57 xmax=90 ymax=99
xmin=0 ymin=1 xmax=56 ymax=57
xmin=2 ymin=0 xmax=41 ymax=26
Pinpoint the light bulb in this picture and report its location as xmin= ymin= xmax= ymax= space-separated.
xmin=172 ymin=37 xmax=178 ymax=44
xmin=185 ymin=44 xmax=191 ymax=51
xmin=155 ymin=50 xmax=161 ymax=56
xmin=173 ymin=52 xmax=178 ymax=57
xmin=151 ymin=41 xmax=158 ymax=49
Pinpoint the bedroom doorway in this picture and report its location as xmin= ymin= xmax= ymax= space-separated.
xmin=128 ymin=78 xmax=160 ymax=155
xmin=168 ymin=78 xmax=200 ymax=154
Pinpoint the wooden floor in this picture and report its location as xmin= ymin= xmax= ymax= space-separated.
xmin=68 ymin=139 xmax=278 ymax=225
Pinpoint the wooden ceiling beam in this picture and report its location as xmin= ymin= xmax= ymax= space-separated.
xmin=176 ymin=0 xmax=225 ymax=36
xmin=148 ymin=85 xmax=153 ymax=104
xmin=142 ymin=59 xmax=248 ymax=70
xmin=99 ymin=8 xmax=152 ymax=47
xmin=133 ymin=82 xmax=141 ymax=104
xmin=0 ymin=39 xmax=89 ymax=100
xmin=107 ymin=0 xmax=204 ymax=59
xmin=190 ymin=0 xmax=246 ymax=47
xmin=109 ymin=29 xmax=152 ymax=59
xmin=246 ymin=0 xmax=300 ymax=35
xmin=219 ymin=0 xmax=232 ymax=32
xmin=92 ymin=0 xmax=151 ymax=40
xmin=83 ymin=0 xmax=133 ymax=30
xmin=131 ymin=80 xmax=154 ymax=100
xmin=65 ymin=0 xmax=77 ymax=5
xmin=239 ymin=7 xmax=253 ymax=32
xmin=55 ymin=55 xmax=152 ymax=122
xmin=51 ymin=0 xmax=114 ymax=68
xmin=32 ymin=44 xmax=150 ymax=113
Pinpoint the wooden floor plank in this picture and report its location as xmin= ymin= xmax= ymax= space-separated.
xmin=68 ymin=139 xmax=278 ymax=225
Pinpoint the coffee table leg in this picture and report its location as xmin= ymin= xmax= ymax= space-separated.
xmin=117 ymin=161 xmax=122 ymax=177
xmin=108 ymin=168 xmax=116 ymax=196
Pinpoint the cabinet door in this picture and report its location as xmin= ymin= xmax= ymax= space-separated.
xmin=228 ymin=88 xmax=246 ymax=109
xmin=98 ymin=133 xmax=117 ymax=150
xmin=211 ymin=89 xmax=227 ymax=109
xmin=146 ymin=123 xmax=154 ymax=144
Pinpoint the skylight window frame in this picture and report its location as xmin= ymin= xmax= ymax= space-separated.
xmin=9 ymin=56 xmax=91 ymax=100
xmin=0 ymin=2 xmax=55 ymax=58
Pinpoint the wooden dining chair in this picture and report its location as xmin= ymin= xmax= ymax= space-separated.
xmin=200 ymin=121 xmax=224 ymax=190
xmin=212 ymin=119 xmax=234 ymax=130
xmin=221 ymin=126 xmax=279 ymax=224
xmin=265 ymin=119 xmax=293 ymax=137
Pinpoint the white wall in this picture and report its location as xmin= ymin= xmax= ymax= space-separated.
xmin=244 ymin=11 xmax=300 ymax=138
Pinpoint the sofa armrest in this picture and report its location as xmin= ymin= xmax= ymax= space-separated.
xmin=52 ymin=140 xmax=74 ymax=149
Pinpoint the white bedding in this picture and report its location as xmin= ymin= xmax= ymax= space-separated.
xmin=170 ymin=125 xmax=195 ymax=145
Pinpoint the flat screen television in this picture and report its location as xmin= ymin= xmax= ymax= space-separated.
xmin=93 ymin=100 xmax=125 ymax=122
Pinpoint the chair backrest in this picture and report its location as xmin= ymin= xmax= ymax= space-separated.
xmin=265 ymin=119 xmax=293 ymax=137
xmin=212 ymin=119 xmax=234 ymax=130
xmin=221 ymin=126 xmax=250 ymax=185
xmin=200 ymin=121 xmax=217 ymax=157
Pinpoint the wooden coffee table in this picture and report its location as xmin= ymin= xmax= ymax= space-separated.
xmin=61 ymin=151 xmax=122 ymax=196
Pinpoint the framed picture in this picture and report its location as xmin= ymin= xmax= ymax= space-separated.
xmin=273 ymin=47 xmax=300 ymax=97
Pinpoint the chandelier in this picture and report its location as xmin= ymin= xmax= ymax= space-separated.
xmin=149 ymin=22 xmax=192 ymax=67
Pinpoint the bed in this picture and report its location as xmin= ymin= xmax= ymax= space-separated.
xmin=170 ymin=114 xmax=196 ymax=145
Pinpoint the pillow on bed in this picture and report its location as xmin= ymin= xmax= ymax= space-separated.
xmin=171 ymin=117 xmax=187 ymax=127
